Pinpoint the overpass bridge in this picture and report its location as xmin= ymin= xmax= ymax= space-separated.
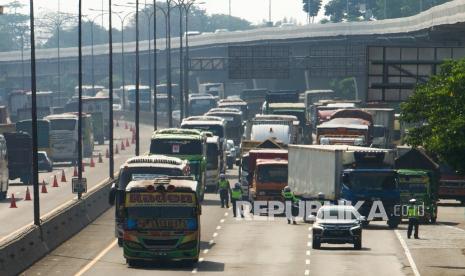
xmin=1 ymin=0 xmax=465 ymax=102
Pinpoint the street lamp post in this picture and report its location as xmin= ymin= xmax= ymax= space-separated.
xmin=177 ymin=1 xmax=184 ymax=120
xmin=166 ymin=0 xmax=173 ymax=127
xmin=29 ymin=0 xmax=40 ymax=226
xmin=109 ymin=0 xmax=114 ymax=179
xmin=135 ymin=0 xmax=140 ymax=155
xmin=78 ymin=0 xmax=83 ymax=200
xmin=153 ymin=0 xmax=158 ymax=130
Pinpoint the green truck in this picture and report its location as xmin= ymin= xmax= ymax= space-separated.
xmin=397 ymin=169 xmax=438 ymax=223
xmin=395 ymin=147 xmax=440 ymax=224
xmin=150 ymin=128 xmax=207 ymax=200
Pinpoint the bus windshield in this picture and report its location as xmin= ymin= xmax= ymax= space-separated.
xmin=118 ymin=167 xmax=184 ymax=189
xmin=50 ymin=119 xmax=76 ymax=131
xmin=150 ymin=139 xmax=203 ymax=155
xmin=182 ymin=124 xmax=224 ymax=138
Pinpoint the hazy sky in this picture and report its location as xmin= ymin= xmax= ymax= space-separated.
xmin=4 ymin=0 xmax=330 ymax=26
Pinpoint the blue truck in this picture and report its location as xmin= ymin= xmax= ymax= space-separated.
xmin=288 ymin=145 xmax=400 ymax=228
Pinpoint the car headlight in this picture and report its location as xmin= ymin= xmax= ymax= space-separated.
xmin=320 ymin=137 xmax=330 ymax=145
xmin=350 ymin=225 xmax=361 ymax=231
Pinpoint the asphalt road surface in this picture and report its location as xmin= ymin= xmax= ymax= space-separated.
xmin=22 ymin=167 xmax=465 ymax=276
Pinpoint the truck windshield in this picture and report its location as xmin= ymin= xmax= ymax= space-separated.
xmin=347 ymin=172 xmax=397 ymax=191
xmin=150 ymin=139 xmax=202 ymax=155
xmin=50 ymin=119 xmax=76 ymax=131
xmin=207 ymin=143 xmax=219 ymax=170
xmin=257 ymin=164 xmax=287 ymax=183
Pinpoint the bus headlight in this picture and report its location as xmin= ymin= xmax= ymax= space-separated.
xmin=320 ymin=138 xmax=330 ymax=145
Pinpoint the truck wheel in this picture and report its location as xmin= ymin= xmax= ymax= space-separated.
xmin=127 ymin=259 xmax=138 ymax=267
xmin=354 ymin=238 xmax=362 ymax=250
xmin=312 ymin=238 xmax=321 ymax=249
xmin=387 ymin=220 xmax=399 ymax=229
xmin=430 ymin=216 xmax=437 ymax=224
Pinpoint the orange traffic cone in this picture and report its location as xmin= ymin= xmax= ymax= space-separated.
xmin=73 ymin=166 xmax=78 ymax=177
xmin=131 ymin=133 xmax=135 ymax=145
xmin=90 ymin=157 xmax=95 ymax=168
xmin=98 ymin=152 xmax=103 ymax=163
xmin=52 ymin=175 xmax=59 ymax=188
xmin=61 ymin=169 xmax=67 ymax=182
xmin=126 ymin=139 xmax=130 ymax=147
xmin=25 ymin=187 xmax=32 ymax=201
xmin=41 ymin=180 xmax=48 ymax=193
xmin=121 ymin=141 xmax=125 ymax=151
xmin=115 ymin=144 xmax=119 ymax=154
xmin=9 ymin=194 xmax=17 ymax=208
xmin=125 ymin=122 xmax=128 ymax=129
xmin=105 ymin=148 xmax=110 ymax=158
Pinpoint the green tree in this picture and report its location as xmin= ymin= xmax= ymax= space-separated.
xmin=0 ymin=1 xmax=29 ymax=51
xmin=400 ymin=59 xmax=465 ymax=173
xmin=324 ymin=0 xmax=364 ymax=22
xmin=302 ymin=0 xmax=322 ymax=22
xmin=329 ymin=77 xmax=356 ymax=99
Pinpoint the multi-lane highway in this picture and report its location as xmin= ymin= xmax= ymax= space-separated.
xmin=22 ymin=164 xmax=465 ymax=276
xmin=0 ymin=122 xmax=153 ymax=241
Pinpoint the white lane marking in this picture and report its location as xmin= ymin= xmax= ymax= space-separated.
xmin=304 ymin=269 xmax=310 ymax=275
xmin=75 ymin=239 xmax=117 ymax=276
xmin=216 ymin=225 xmax=221 ymax=230
xmin=224 ymin=212 xmax=229 ymax=216
xmin=192 ymin=268 xmax=198 ymax=274
xmin=308 ymin=226 xmax=312 ymax=231
xmin=213 ymin=232 xmax=218 ymax=238
xmin=199 ymin=257 xmax=204 ymax=262
xmin=308 ymin=234 xmax=312 ymax=238
xmin=220 ymin=219 xmax=225 ymax=223
xmin=394 ymin=230 xmax=421 ymax=276
xmin=209 ymin=239 xmax=214 ymax=245
xmin=305 ymin=259 xmax=310 ymax=265
xmin=203 ymin=249 xmax=209 ymax=254
xmin=306 ymin=250 xmax=310 ymax=256
xmin=307 ymin=242 xmax=312 ymax=247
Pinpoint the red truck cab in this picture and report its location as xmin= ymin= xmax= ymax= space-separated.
xmin=248 ymin=149 xmax=288 ymax=202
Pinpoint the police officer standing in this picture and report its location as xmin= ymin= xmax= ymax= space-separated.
xmin=218 ymin=174 xmax=231 ymax=208
xmin=407 ymin=198 xmax=420 ymax=239
xmin=231 ymin=182 xmax=244 ymax=218
xmin=282 ymin=186 xmax=298 ymax=224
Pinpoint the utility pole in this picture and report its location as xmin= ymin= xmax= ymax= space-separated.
xmin=167 ymin=0 xmax=173 ymax=127
xmin=153 ymin=0 xmax=158 ymax=130
xmin=178 ymin=2 xmax=184 ymax=120
xmin=136 ymin=0 xmax=141 ymax=155
xmin=29 ymin=0 xmax=40 ymax=226
xmin=268 ymin=0 xmax=272 ymax=25
xmin=109 ymin=0 xmax=114 ymax=179
xmin=78 ymin=0 xmax=83 ymax=200
xmin=229 ymin=0 xmax=231 ymax=30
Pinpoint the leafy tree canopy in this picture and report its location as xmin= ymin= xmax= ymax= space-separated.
xmin=400 ymin=59 xmax=465 ymax=174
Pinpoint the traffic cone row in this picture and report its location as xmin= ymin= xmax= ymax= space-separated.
xmin=52 ymin=175 xmax=59 ymax=188
xmin=25 ymin=187 xmax=31 ymax=201
xmin=105 ymin=148 xmax=110 ymax=158
xmin=90 ymin=157 xmax=95 ymax=168
xmin=115 ymin=144 xmax=119 ymax=154
xmin=98 ymin=152 xmax=103 ymax=163
xmin=61 ymin=169 xmax=67 ymax=182
xmin=121 ymin=140 xmax=125 ymax=151
xmin=41 ymin=180 xmax=48 ymax=193
xmin=126 ymin=139 xmax=130 ymax=148
xmin=9 ymin=194 xmax=17 ymax=208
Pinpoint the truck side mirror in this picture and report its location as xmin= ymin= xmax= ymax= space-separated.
xmin=109 ymin=183 xmax=116 ymax=206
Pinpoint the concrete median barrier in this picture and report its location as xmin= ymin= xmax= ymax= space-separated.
xmin=0 ymin=178 xmax=114 ymax=276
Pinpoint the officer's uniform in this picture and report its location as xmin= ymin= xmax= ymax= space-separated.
xmin=282 ymin=189 xmax=298 ymax=224
xmin=218 ymin=179 xmax=231 ymax=208
xmin=407 ymin=203 xmax=420 ymax=239
xmin=231 ymin=186 xmax=244 ymax=218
